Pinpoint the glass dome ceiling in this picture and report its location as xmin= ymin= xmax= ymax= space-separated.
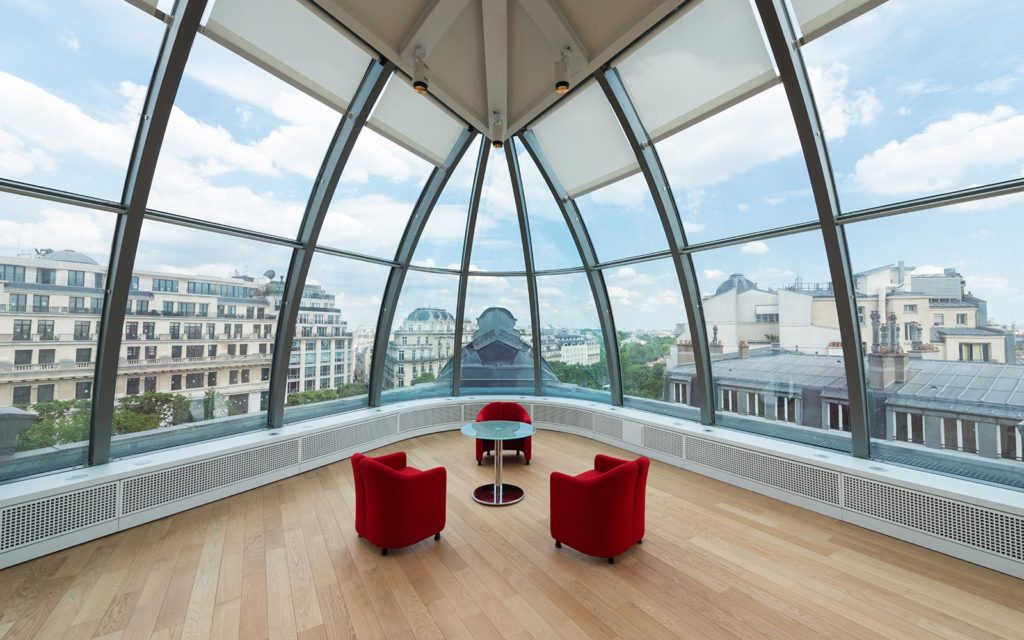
xmin=1 ymin=0 xmax=1023 ymax=489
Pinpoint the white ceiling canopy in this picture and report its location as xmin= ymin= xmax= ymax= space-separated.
xmin=315 ymin=0 xmax=679 ymax=138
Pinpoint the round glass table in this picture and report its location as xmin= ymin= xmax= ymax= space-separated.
xmin=460 ymin=420 xmax=536 ymax=506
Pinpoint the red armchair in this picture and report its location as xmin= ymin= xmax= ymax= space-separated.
xmin=351 ymin=451 xmax=446 ymax=556
xmin=550 ymin=454 xmax=650 ymax=563
xmin=475 ymin=401 xmax=533 ymax=465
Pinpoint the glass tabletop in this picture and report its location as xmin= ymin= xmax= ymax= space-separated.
xmin=460 ymin=420 xmax=536 ymax=440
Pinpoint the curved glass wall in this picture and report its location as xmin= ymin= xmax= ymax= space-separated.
xmin=0 ymin=0 xmax=1021 ymax=490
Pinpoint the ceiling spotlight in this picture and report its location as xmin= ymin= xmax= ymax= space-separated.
xmin=413 ymin=48 xmax=429 ymax=95
xmin=491 ymin=113 xmax=504 ymax=149
xmin=554 ymin=47 xmax=571 ymax=94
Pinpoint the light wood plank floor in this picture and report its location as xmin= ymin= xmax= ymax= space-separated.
xmin=0 ymin=430 xmax=1021 ymax=640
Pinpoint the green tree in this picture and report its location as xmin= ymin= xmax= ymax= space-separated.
xmin=411 ymin=372 xmax=436 ymax=386
xmin=15 ymin=399 xmax=91 ymax=451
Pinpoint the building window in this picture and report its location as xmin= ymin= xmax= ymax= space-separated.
xmin=9 ymin=293 xmax=26 ymax=312
xmin=998 ymin=425 xmax=1022 ymax=461
xmin=143 ymin=322 xmax=155 ymax=339
xmin=747 ymin=391 xmax=766 ymax=417
xmin=208 ymin=344 xmax=218 ymax=357
xmin=14 ymin=350 xmax=32 ymax=365
xmin=126 ymin=378 xmax=140 ymax=395
xmin=932 ymin=313 xmax=944 ymax=327
xmin=0 ymin=264 xmax=26 ymax=282
xmin=942 ymin=418 xmax=978 ymax=454
xmin=127 ymin=346 xmax=140 ymax=361
xmin=894 ymin=411 xmax=925 ymax=445
xmin=241 ymin=369 xmax=250 ymax=383
xmin=755 ymin=313 xmax=779 ymax=323
xmin=13 ymin=319 xmax=31 ymax=340
xmin=92 ymin=297 xmax=104 ymax=312
xmin=304 ymin=380 xmax=315 ymax=390
xmin=12 ymin=386 xmax=31 ymax=405
xmin=185 ymin=323 xmax=202 ymax=339
xmin=171 ymin=345 xmax=182 ymax=359
xmin=37 ymin=349 xmax=54 ymax=365
xmin=37 ymin=320 xmax=54 ymax=340
xmin=124 ymin=321 xmax=139 ymax=340
xmin=959 ymin=343 xmax=990 ymax=362
xmin=228 ymin=344 xmax=237 ymax=356
xmin=145 ymin=345 xmax=157 ymax=361
xmin=304 ymin=366 xmax=315 ymax=378
xmin=171 ymin=375 xmax=182 ymax=391
xmin=721 ymin=388 xmax=739 ymax=413
xmin=37 ymin=384 xmax=54 ymax=402
xmin=36 ymin=268 xmax=56 ymax=284
xmin=826 ymin=401 xmax=851 ymax=432
xmin=144 ymin=376 xmax=157 ymax=393
xmin=230 ymin=370 xmax=239 ymax=385
xmin=956 ymin=313 xmax=968 ymax=326
xmin=68 ymin=270 xmax=86 ymax=287
xmin=96 ymin=273 xmax=106 ymax=289
xmin=153 ymin=278 xmax=179 ymax=292
xmin=76 ymin=348 xmax=91 ymax=363
xmin=69 ymin=296 xmax=86 ymax=312
xmin=75 ymin=382 xmax=92 ymax=400
xmin=169 ymin=322 xmax=180 ymax=339
xmin=903 ymin=304 xmax=917 ymax=313
xmin=32 ymin=295 xmax=49 ymax=312
xmin=261 ymin=367 xmax=270 ymax=381
xmin=185 ymin=373 xmax=203 ymax=389
xmin=208 ymin=372 xmax=217 ymax=387
xmin=186 ymin=345 xmax=203 ymax=358
xmin=239 ymin=344 xmax=248 ymax=356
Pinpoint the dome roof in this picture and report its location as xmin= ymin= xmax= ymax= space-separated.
xmin=41 ymin=249 xmax=99 ymax=265
xmin=716 ymin=273 xmax=758 ymax=295
xmin=406 ymin=307 xmax=454 ymax=322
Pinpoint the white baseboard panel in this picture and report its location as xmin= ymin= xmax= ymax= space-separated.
xmin=1 ymin=396 xmax=1021 ymax=580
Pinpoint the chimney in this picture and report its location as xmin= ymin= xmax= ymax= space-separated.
xmin=738 ymin=340 xmax=749 ymax=359
xmin=870 ymin=310 xmax=881 ymax=353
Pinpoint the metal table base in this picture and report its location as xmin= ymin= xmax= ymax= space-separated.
xmin=472 ymin=439 xmax=524 ymax=506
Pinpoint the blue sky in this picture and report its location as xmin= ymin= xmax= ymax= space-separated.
xmin=0 ymin=0 xmax=1021 ymax=335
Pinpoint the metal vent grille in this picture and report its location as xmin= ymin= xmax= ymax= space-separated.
xmin=593 ymin=414 xmax=623 ymax=439
xmin=844 ymin=476 xmax=1024 ymax=561
xmin=686 ymin=438 xmax=841 ymax=505
xmin=122 ymin=441 xmax=298 ymax=515
xmin=643 ymin=426 xmax=684 ymax=459
xmin=400 ymin=405 xmax=462 ymax=432
xmin=533 ymin=406 xmax=593 ymax=431
xmin=1 ymin=483 xmax=117 ymax=552
xmin=461 ymin=403 xmax=487 ymax=421
xmin=301 ymin=416 xmax=397 ymax=462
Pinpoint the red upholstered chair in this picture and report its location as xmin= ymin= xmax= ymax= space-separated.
xmin=351 ymin=451 xmax=446 ymax=556
xmin=550 ymin=454 xmax=650 ymax=563
xmin=475 ymin=401 xmax=532 ymax=465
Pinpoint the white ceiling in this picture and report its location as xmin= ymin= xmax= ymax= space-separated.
xmin=313 ymin=0 xmax=680 ymax=139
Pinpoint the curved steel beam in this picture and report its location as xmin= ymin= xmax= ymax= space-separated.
xmin=451 ymin=138 xmax=490 ymax=395
xmin=367 ymin=128 xmax=478 ymax=406
xmin=506 ymin=139 xmax=543 ymax=395
xmin=519 ymin=130 xmax=624 ymax=404
xmin=89 ymin=0 xmax=208 ymax=465
xmin=754 ymin=0 xmax=871 ymax=458
xmin=267 ymin=58 xmax=393 ymax=429
xmin=598 ymin=68 xmax=716 ymax=423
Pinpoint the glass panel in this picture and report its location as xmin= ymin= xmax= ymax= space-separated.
xmin=409 ymin=141 xmax=479 ymax=269
xmin=149 ymin=36 xmax=340 ymax=236
xmin=657 ymin=85 xmax=817 ymax=241
xmin=530 ymin=82 xmax=638 ymax=196
xmin=0 ymin=192 xmax=115 ymax=482
xmin=802 ymin=0 xmax=1024 ymax=211
xmin=368 ymin=76 xmax=466 ymax=166
xmin=603 ymin=258 xmax=699 ymax=419
xmin=205 ymin=0 xmax=371 ymax=113
xmin=516 ymin=147 xmax=581 ymax=270
xmin=0 ymin=0 xmax=164 ymax=199
xmin=790 ymin=0 xmax=879 ymax=42
xmin=380 ymin=271 xmax=460 ymax=403
xmin=459 ymin=276 xmax=535 ymax=394
xmin=109 ymin=220 xmax=291 ymax=459
xmin=318 ymin=128 xmax=433 ymax=259
xmin=281 ymin=253 xmax=390 ymax=422
xmin=469 ymin=147 xmax=525 ymax=272
xmin=690 ymin=232 xmax=852 ymax=452
xmin=536 ymin=273 xmax=611 ymax=403
xmin=616 ymin=0 xmax=776 ymax=142
xmin=845 ymin=193 xmax=1024 ymax=485
xmin=576 ymin=173 xmax=669 ymax=262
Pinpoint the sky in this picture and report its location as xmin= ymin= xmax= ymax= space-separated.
xmin=0 ymin=0 xmax=1022 ymax=338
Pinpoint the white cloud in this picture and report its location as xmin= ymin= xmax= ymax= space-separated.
xmin=538 ymin=286 xmax=564 ymax=297
xmin=896 ymin=106 xmax=912 ymax=117
xmin=897 ymin=79 xmax=952 ymax=96
xmin=736 ymin=203 xmax=749 ymax=213
xmin=911 ymin=265 xmax=944 ymax=276
xmin=0 ymin=128 xmax=55 ymax=177
xmin=703 ymin=268 xmax=727 ymax=281
xmin=683 ymin=221 xmax=705 ymax=234
xmin=853 ymin=106 xmax=1024 ymax=196
xmin=764 ymin=196 xmax=785 ymax=206
xmin=974 ymin=75 xmax=1017 ymax=95
xmin=60 ymin=33 xmax=80 ymax=51
xmin=0 ymin=207 xmax=113 ymax=257
xmin=740 ymin=241 xmax=770 ymax=255
xmin=808 ymin=63 xmax=881 ymax=139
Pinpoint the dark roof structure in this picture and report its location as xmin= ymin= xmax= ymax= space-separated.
xmin=715 ymin=273 xmax=760 ymax=295
xmin=406 ymin=307 xmax=455 ymax=322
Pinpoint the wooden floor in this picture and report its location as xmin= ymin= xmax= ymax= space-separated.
xmin=0 ymin=431 xmax=1021 ymax=640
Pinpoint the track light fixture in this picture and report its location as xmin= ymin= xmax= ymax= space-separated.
xmin=490 ymin=113 xmax=504 ymax=149
xmin=413 ymin=48 xmax=429 ymax=95
xmin=554 ymin=47 xmax=571 ymax=94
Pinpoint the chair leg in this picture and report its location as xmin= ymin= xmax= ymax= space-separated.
xmin=525 ymin=459 xmax=530 ymax=465
xmin=608 ymin=557 xmax=615 ymax=564
xmin=434 ymin=532 xmax=441 ymax=541
xmin=636 ymin=539 xmax=643 ymax=544
xmin=555 ymin=540 xmax=561 ymax=549
xmin=477 ymin=460 xmax=481 ymax=466
xmin=381 ymin=548 xmax=388 ymax=556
